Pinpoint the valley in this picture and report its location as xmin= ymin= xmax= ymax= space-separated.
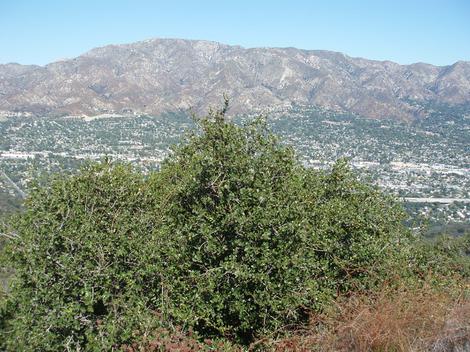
xmin=1 ymin=105 xmax=468 ymax=234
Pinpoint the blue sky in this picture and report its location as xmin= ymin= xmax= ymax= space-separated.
xmin=1 ymin=0 xmax=469 ymax=66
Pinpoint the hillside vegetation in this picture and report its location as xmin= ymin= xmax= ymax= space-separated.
xmin=1 ymin=102 xmax=469 ymax=351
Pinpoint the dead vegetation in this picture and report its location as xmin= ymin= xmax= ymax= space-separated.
xmin=261 ymin=283 xmax=470 ymax=352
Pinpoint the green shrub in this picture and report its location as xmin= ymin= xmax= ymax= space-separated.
xmin=409 ymin=232 xmax=470 ymax=281
xmin=1 ymin=103 xmax=416 ymax=349
xmin=145 ymin=104 xmax=411 ymax=342
xmin=0 ymin=162 xmax=164 ymax=350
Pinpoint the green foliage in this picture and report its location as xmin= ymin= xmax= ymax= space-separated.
xmin=0 ymin=103 xmax=436 ymax=349
xmin=0 ymin=162 xmax=164 ymax=350
xmin=409 ymin=233 xmax=470 ymax=280
xmin=149 ymin=105 xmax=411 ymax=342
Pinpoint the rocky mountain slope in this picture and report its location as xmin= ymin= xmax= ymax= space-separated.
xmin=0 ymin=38 xmax=469 ymax=120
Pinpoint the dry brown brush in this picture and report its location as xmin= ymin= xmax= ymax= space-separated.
xmin=263 ymin=283 xmax=470 ymax=352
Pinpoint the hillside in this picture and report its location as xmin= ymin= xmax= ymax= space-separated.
xmin=1 ymin=38 xmax=469 ymax=120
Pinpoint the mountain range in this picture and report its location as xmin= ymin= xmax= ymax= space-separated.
xmin=1 ymin=38 xmax=469 ymax=120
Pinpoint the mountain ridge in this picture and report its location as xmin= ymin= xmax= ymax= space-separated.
xmin=1 ymin=38 xmax=469 ymax=120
